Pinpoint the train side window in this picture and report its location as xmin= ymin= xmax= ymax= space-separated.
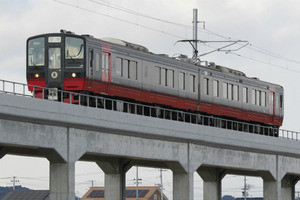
xmin=223 ymin=83 xmax=228 ymax=99
xmin=105 ymin=54 xmax=109 ymax=73
xmin=243 ymin=87 xmax=248 ymax=103
xmin=167 ymin=69 xmax=174 ymax=87
xmin=157 ymin=66 xmax=161 ymax=85
xmin=280 ymin=94 xmax=283 ymax=108
xmin=179 ymin=72 xmax=185 ymax=90
xmin=261 ymin=92 xmax=266 ymax=107
xmin=116 ymin=57 xmax=122 ymax=76
xmin=123 ymin=59 xmax=129 ymax=78
xmin=233 ymin=85 xmax=239 ymax=101
xmin=129 ymin=61 xmax=137 ymax=80
xmin=276 ymin=94 xmax=279 ymax=109
xmin=95 ymin=53 xmax=100 ymax=71
xmin=228 ymin=84 xmax=233 ymax=100
xmin=204 ymin=78 xmax=209 ymax=95
xmin=213 ymin=80 xmax=219 ymax=97
xmin=89 ymin=49 xmax=94 ymax=69
xmin=161 ymin=68 xmax=167 ymax=86
xmin=256 ymin=90 xmax=261 ymax=106
xmin=190 ymin=75 xmax=196 ymax=92
xmin=252 ymin=89 xmax=256 ymax=105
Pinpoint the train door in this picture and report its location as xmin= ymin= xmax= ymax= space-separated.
xmin=269 ymin=90 xmax=276 ymax=116
xmin=102 ymin=51 xmax=111 ymax=83
xmin=87 ymin=48 xmax=94 ymax=88
xmin=47 ymin=44 xmax=63 ymax=100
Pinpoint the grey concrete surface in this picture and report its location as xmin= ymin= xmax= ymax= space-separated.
xmin=0 ymin=93 xmax=300 ymax=200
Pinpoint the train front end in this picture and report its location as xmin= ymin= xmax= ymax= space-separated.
xmin=26 ymin=31 xmax=86 ymax=101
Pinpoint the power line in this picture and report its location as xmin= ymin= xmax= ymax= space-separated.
xmin=51 ymin=0 xmax=300 ymax=73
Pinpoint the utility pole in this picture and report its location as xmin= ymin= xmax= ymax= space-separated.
xmin=133 ymin=166 xmax=142 ymax=200
xmin=242 ymin=176 xmax=252 ymax=200
xmin=89 ymin=180 xmax=95 ymax=188
xmin=158 ymin=169 xmax=166 ymax=200
xmin=11 ymin=176 xmax=19 ymax=190
xmin=296 ymin=191 xmax=300 ymax=200
xmin=192 ymin=8 xmax=198 ymax=60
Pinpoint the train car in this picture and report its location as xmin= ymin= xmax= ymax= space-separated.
xmin=26 ymin=30 xmax=284 ymax=129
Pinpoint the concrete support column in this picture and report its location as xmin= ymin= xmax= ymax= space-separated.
xmin=49 ymin=162 xmax=75 ymax=200
xmin=173 ymin=172 xmax=194 ymax=200
xmin=97 ymin=159 xmax=132 ymax=200
xmin=197 ymin=167 xmax=225 ymax=200
xmin=263 ymin=180 xmax=280 ymax=200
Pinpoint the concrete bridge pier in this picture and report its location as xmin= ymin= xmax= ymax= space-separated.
xmin=173 ymin=172 xmax=194 ymax=200
xmin=49 ymin=162 xmax=75 ymax=200
xmin=97 ymin=159 xmax=133 ymax=200
xmin=197 ymin=167 xmax=225 ymax=200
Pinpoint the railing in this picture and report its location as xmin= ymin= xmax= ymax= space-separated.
xmin=0 ymin=79 xmax=299 ymax=141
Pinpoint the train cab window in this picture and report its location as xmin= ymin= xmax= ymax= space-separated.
xmin=116 ymin=57 xmax=122 ymax=76
xmin=223 ymin=83 xmax=228 ymax=99
xmin=179 ymin=72 xmax=185 ymax=90
xmin=129 ymin=61 xmax=138 ymax=80
xmin=213 ymin=80 xmax=219 ymax=97
xmin=65 ymin=37 xmax=84 ymax=59
xmin=28 ymin=37 xmax=45 ymax=66
xmin=190 ymin=75 xmax=196 ymax=92
xmin=167 ymin=70 xmax=174 ymax=87
xmin=243 ymin=87 xmax=248 ymax=103
xmin=203 ymin=78 xmax=209 ymax=95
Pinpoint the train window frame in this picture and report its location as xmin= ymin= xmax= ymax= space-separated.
xmin=213 ymin=80 xmax=219 ymax=97
xmin=179 ymin=72 xmax=185 ymax=90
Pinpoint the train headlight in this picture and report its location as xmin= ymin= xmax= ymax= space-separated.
xmin=34 ymin=73 xmax=39 ymax=78
xmin=72 ymin=73 xmax=76 ymax=78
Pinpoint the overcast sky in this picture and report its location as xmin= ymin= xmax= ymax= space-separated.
xmin=1 ymin=0 xmax=300 ymax=199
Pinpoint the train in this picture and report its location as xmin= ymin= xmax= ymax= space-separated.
xmin=26 ymin=30 xmax=284 ymax=131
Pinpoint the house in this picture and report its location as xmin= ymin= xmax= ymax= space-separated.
xmin=0 ymin=190 xmax=49 ymax=200
xmin=81 ymin=186 xmax=169 ymax=200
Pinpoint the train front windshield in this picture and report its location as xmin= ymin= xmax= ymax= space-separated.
xmin=28 ymin=37 xmax=45 ymax=67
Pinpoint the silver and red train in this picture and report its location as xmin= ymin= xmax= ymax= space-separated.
xmin=26 ymin=30 xmax=284 ymax=129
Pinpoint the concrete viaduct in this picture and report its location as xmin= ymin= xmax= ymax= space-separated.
xmin=0 ymin=92 xmax=300 ymax=200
